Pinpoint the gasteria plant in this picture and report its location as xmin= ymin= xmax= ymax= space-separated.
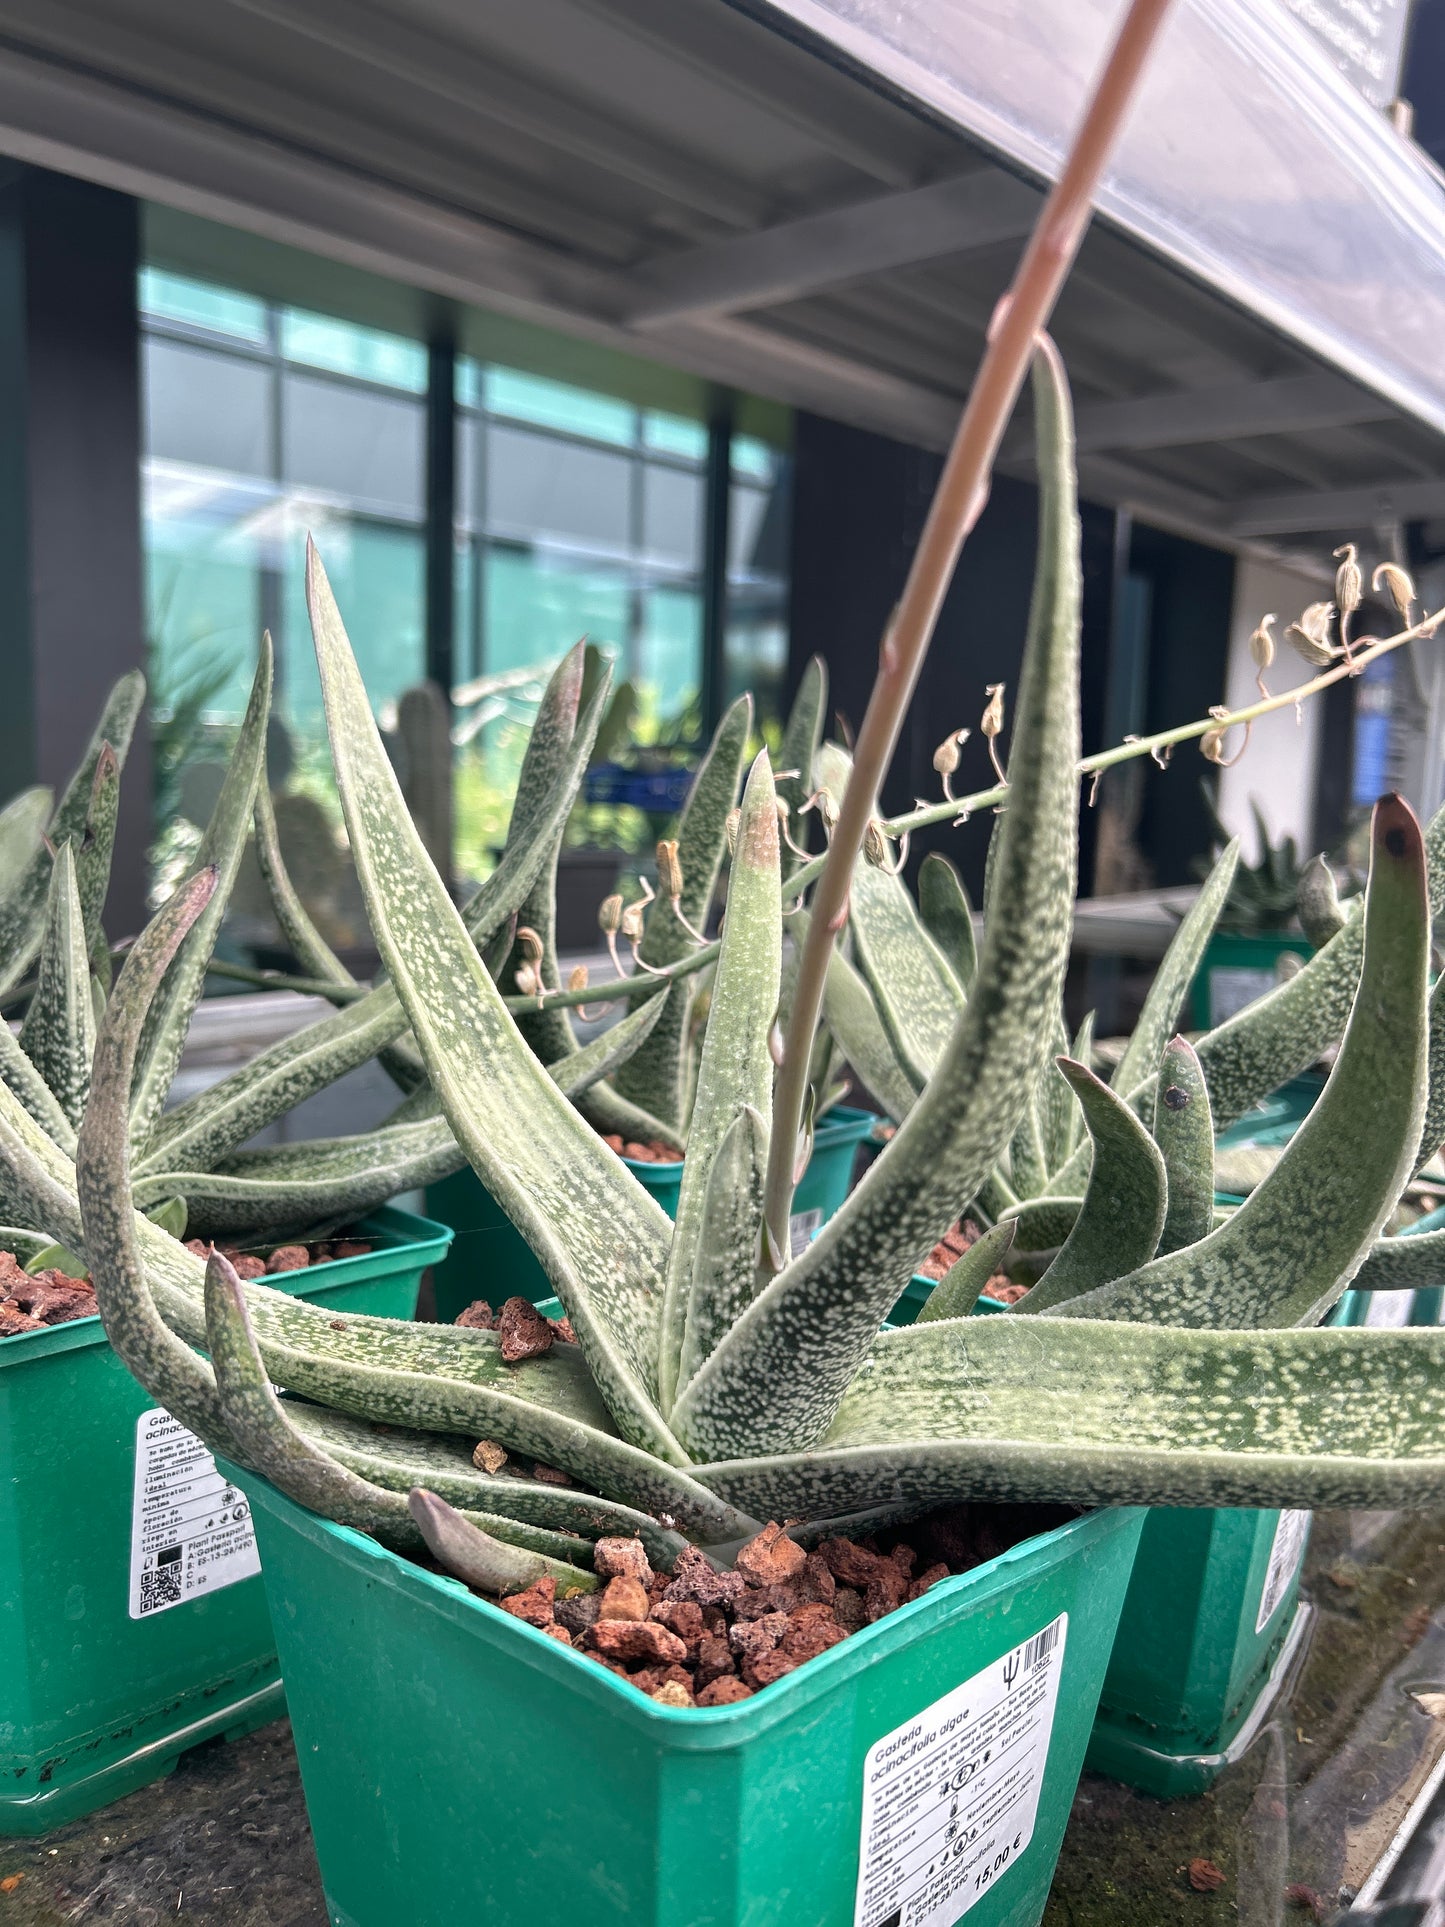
xmin=0 ymin=646 xmax=667 ymax=1255
xmin=58 ymin=343 xmax=1445 ymax=1629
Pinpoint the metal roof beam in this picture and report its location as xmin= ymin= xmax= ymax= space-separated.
xmin=625 ymin=169 xmax=1040 ymax=328
xmin=1232 ymin=477 xmax=1445 ymax=537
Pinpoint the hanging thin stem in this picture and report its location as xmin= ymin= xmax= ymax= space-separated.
xmin=759 ymin=0 xmax=1177 ymax=1262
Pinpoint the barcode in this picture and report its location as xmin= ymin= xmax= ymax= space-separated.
xmin=139 ymin=1563 xmax=183 ymax=1613
xmin=1022 ymin=1621 xmax=1061 ymax=1670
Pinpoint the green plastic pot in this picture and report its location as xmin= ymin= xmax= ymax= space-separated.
xmin=0 ymin=1205 xmax=452 ymax=1835
xmin=428 ymin=1105 xmax=877 ymax=1324
xmin=1189 ymin=931 xmax=1314 ymax=1031
xmin=230 ymin=1461 xmax=1143 ymax=1927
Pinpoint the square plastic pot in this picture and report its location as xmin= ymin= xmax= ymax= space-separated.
xmin=230 ymin=1464 xmax=1143 ymax=1927
xmin=0 ymin=1205 xmax=452 ymax=1835
xmin=427 ymin=1105 xmax=877 ymax=1325
xmin=1188 ymin=932 xmax=1315 ymax=1031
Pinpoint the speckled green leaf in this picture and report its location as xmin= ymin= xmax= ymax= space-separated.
xmin=0 ymin=787 xmax=50 ymax=902
xmin=694 ymin=1314 xmax=1445 ymax=1514
xmin=1002 ymin=1195 xmax=1083 ymax=1250
xmin=306 ymin=540 xmax=682 ymax=1463
xmin=129 ymin=642 xmax=273 ymax=1150
xmin=1006 ymin=1092 xmax=1049 ymax=1199
xmin=1353 ymin=1227 xmax=1445 ymax=1292
xmin=18 ymin=844 xmax=96 ymax=1130
xmin=1414 ymin=968 xmax=1445 ymax=1178
xmin=777 ymin=657 xmax=826 ymax=838
xmin=661 ymin=751 xmax=780 ymax=1408
xmin=1015 ymin=1059 xmax=1165 ymax=1313
xmin=73 ymin=743 xmax=122 ymax=958
xmin=1035 ymin=1004 xmax=1076 ymax=1173
xmin=671 ymin=343 xmax=1083 ymax=1460
xmin=613 ymin=694 xmax=752 ymax=1130
xmin=677 ymin=1102 xmax=769 ymax=1393
xmin=916 ymin=1220 xmax=1016 ymax=1323
xmin=1064 ymin=797 xmax=1428 ymax=1329
xmin=818 ymin=924 xmax=920 ymax=1123
xmin=253 ymin=773 xmax=353 ymax=988
xmin=917 ymin=853 xmax=977 ymax=996
xmin=1110 ymin=838 xmax=1238 ymax=1103
xmin=1297 ymin=854 xmax=1349 ymax=948
xmin=1152 ymin=1035 xmax=1215 ymax=1254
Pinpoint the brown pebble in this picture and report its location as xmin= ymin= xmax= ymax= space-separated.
xmin=328 ymin=1319 xmax=348 ymax=1331
xmin=743 ymin=1648 xmax=799 ymax=1690
xmin=664 ymin=1546 xmax=745 ymax=1610
xmin=735 ymin=1521 xmax=807 ymax=1589
xmin=729 ymin=1614 xmax=790 ymax=1661
xmin=598 ymin=1576 xmax=651 ymax=1623
xmin=833 ymin=1588 xmax=865 ymax=1633
xmin=603 ymin=1133 xmax=625 ymax=1153
xmin=623 ymin=1141 xmax=653 ymax=1161
xmin=554 ymin=1591 xmax=602 ymax=1638
xmin=532 ymin=1463 xmax=571 ymax=1486
xmin=455 ymin=1300 xmax=495 ymax=1330
xmin=185 ymin=1239 xmax=210 ymax=1258
xmin=267 ymin=1245 xmax=311 ymax=1273
xmin=548 ymin=1316 xmax=578 ymax=1345
xmin=864 ymin=1569 xmax=908 ymax=1623
xmin=591 ymin=1620 xmax=687 ymax=1665
xmin=694 ymin=1635 xmax=736 ymax=1689
xmin=798 ymin=1553 xmax=836 ymax=1604
xmin=499 ymin=1576 xmax=556 ymax=1627
xmin=697 ymin=1676 xmax=754 ymax=1706
xmin=593 ymin=1538 xmax=654 ymax=1587
xmin=332 ymin=1239 xmax=373 ymax=1259
xmin=497 ymin=1297 xmax=554 ymax=1363
xmin=908 ymin=1563 xmax=950 ymax=1602
xmin=542 ymin=1623 xmax=574 ymax=1646
xmin=780 ymin=1612 xmax=847 ymax=1664
xmin=232 ymin=1255 xmax=267 ymax=1281
xmin=471 ymin=1439 xmax=508 ymax=1474
xmin=651 ymin=1680 xmax=695 ymax=1708
xmin=817 ymin=1538 xmax=883 ymax=1590
xmin=309 ymin=1244 xmax=334 ymax=1264
xmin=0 ymin=1300 xmax=42 ymax=1335
xmin=1187 ymin=1858 xmax=1225 ymax=1894
xmin=650 ymin=1599 xmax=703 ymax=1645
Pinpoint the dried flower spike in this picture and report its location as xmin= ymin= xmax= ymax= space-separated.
xmin=620 ymin=901 xmax=646 ymax=944
xmin=1373 ymin=560 xmax=1416 ymax=624
xmin=1334 ymin=544 xmax=1362 ymax=657
xmin=817 ymin=790 xmax=840 ymax=834
xmin=656 ymin=839 xmax=683 ymax=903
xmin=598 ymin=893 xmax=623 ymax=936
xmin=863 ymin=820 xmax=888 ymax=868
xmin=932 ymin=727 xmax=969 ymax=801
xmin=1249 ymin=613 xmax=1276 ymax=695
xmin=567 ymin=964 xmax=589 ymax=994
xmin=1284 ymin=602 xmax=1339 ymax=669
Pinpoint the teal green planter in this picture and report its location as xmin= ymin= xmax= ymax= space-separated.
xmin=231 ymin=1462 xmax=1143 ymax=1927
xmin=1189 ymin=931 xmax=1314 ymax=1031
xmin=429 ymin=1106 xmax=877 ymax=1325
xmin=0 ymin=1205 xmax=451 ymax=1835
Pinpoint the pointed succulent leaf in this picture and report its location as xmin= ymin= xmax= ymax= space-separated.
xmin=146 ymin=1195 xmax=188 ymax=1240
xmin=305 ymin=540 xmax=682 ymax=1462
xmin=1297 ymin=853 xmax=1348 ymax=948
xmin=1414 ymin=967 xmax=1445 ymax=1178
xmin=812 ymin=912 xmax=919 ymax=1122
xmin=671 ymin=342 xmax=1083 ymax=1460
xmin=408 ymin=1488 xmax=594 ymax=1596
xmin=1065 ymin=796 xmax=1428 ymax=1329
xmin=19 ymin=844 xmax=97 ymax=1130
xmin=676 ymin=1103 xmax=769 ymax=1392
xmin=1035 ymin=1004 xmax=1076 ymax=1172
xmin=1014 ymin=1059 xmax=1166 ymax=1313
xmin=1109 ymin=837 xmax=1238 ymax=1102
xmin=1006 ymin=1093 xmax=1049 ymax=1199
xmin=253 ymin=775 xmax=353 ymax=988
xmin=1152 ymin=1036 xmax=1215 ymax=1253
xmin=74 ymin=866 xmax=235 ymax=1449
xmin=613 ymin=694 xmax=752 ymax=1129
xmin=693 ymin=1315 xmax=1445 ymax=1516
xmin=73 ymin=743 xmax=121 ymax=957
xmin=777 ymin=657 xmax=826 ymax=831
xmin=916 ymin=1220 xmax=1016 ymax=1323
xmin=23 ymin=1239 xmax=88 ymax=1277
xmin=286 ymin=1401 xmax=690 ymax=1568
xmin=1001 ymin=1195 xmax=1083 ymax=1250
xmin=581 ymin=1083 xmax=687 ymax=1153
xmin=1354 ymin=1226 xmax=1445 ymax=1293
xmin=659 ymin=752 xmax=780 ymax=1408
xmin=1065 ymin=1012 xmax=1095 ymax=1156
xmin=0 ymin=985 xmax=77 ymax=1150
xmin=129 ymin=641 xmax=273 ymax=1149
xmin=917 ymin=853 xmax=978 ymax=996
xmin=0 ymin=787 xmax=50 ymax=904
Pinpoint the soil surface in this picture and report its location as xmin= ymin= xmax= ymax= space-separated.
xmin=183 ymin=1237 xmax=374 ymax=1283
xmin=916 ymin=1217 xmax=1025 ymax=1301
xmin=598 ymin=1132 xmax=681 ymax=1164
xmin=0 ymin=1253 xmax=96 ymax=1333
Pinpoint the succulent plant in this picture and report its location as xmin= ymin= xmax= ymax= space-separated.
xmin=1194 ymin=787 xmax=1304 ymax=935
xmin=42 ymin=346 xmax=1445 ymax=1639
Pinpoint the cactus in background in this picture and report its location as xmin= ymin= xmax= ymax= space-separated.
xmin=61 ymin=343 xmax=1445 ymax=1626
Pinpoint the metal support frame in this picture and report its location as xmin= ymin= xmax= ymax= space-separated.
xmin=700 ymin=388 xmax=735 ymax=738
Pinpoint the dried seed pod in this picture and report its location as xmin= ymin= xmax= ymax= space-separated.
xmin=514 ymin=962 xmax=539 ymax=997
xmin=1333 ymin=544 xmax=1362 ymax=623
xmin=1249 ymin=613 xmax=1276 ymax=677
xmin=516 ymin=925 xmax=544 ymax=968
xmin=932 ymin=729 xmax=967 ymax=778
xmin=598 ymin=893 xmax=623 ymax=936
xmin=981 ymin=683 xmax=1006 ymax=739
xmin=817 ymin=791 xmax=839 ymax=833
xmin=863 ymin=819 xmax=889 ymax=868
xmin=1373 ymin=560 xmax=1416 ymax=623
xmin=1200 ymin=729 xmax=1227 ymax=765
xmin=656 ymin=838 xmax=683 ymax=902
xmin=567 ymin=963 xmax=589 ymax=993
xmin=620 ymin=900 xmax=646 ymax=944
xmin=1284 ymin=602 xmax=1339 ymax=668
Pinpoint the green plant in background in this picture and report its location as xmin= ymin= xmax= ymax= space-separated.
xmin=61 ymin=346 xmax=1445 ymax=1632
xmin=1194 ymin=786 xmax=1302 ymax=935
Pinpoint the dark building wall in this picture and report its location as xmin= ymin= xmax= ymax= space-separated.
xmin=1405 ymin=0 xmax=1445 ymax=169
xmin=0 ymin=165 xmax=150 ymax=937
xmin=787 ymin=411 xmax=1115 ymax=903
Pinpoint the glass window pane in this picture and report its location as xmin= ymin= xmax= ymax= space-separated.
xmin=144 ymin=338 xmax=274 ymax=476
xmin=729 ymin=483 xmax=772 ymax=575
xmin=483 ymin=424 xmax=632 ymax=555
xmin=282 ymin=374 xmax=424 ymax=520
xmin=642 ymin=464 xmax=703 ymax=573
xmin=139 ymin=269 xmax=269 ymax=344
xmin=280 ymin=308 xmax=427 ymax=392
xmin=484 ymin=368 xmax=635 ymax=446
xmin=639 ymin=586 xmax=702 ymax=726
xmin=643 ymin=411 xmax=707 ymax=462
xmin=732 ymin=435 xmax=780 ymax=483
xmin=482 ymin=547 xmax=630 ymax=672
xmin=280 ymin=520 xmax=425 ymax=735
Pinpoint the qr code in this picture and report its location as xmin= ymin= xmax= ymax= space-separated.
xmin=139 ymin=1560 xmax=183 ymax=1613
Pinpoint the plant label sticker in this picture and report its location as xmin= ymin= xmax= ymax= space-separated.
xmin=129 ymin=1407 xmax=260 ymax=1619
xmin=854 ymin=1613 xmax=1066 ymax=1927
xmin=1255 ymin=1509 xmax=1310 ymax=1635
xmin=789 ymin=1208 xmax=823 ymax=1257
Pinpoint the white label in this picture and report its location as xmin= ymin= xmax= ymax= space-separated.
xmin=855 ymin=1613 xmax=1066 ymax=1927
xmin=1365 ymin=1289 xmax=1415 ymax=1329
xmin=789 ymin=1208 xmax=823 ymax=1257
xmin=1209 ymin=966 xmax=1276 ymax=1027
xmin=129 ymin=1407 xmax=260 ymax=1619
xmin=1255 ymin=1509 xmax=1311 ymax=1635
